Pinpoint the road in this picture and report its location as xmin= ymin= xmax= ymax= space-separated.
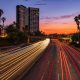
xmin=0 ymin=39 xmax=80 ymax=80
xmin=60 ymin=43 xmax=80 ymax=80
xmin=20 ymin=39 xmax=58 ymax=80
xmin=20 ymin=39 xmax=80 ymax=80
xmin=0 ymin=39 xmax=50 ymax=80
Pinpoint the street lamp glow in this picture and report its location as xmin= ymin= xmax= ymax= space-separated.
xmin=0 ymin=32 xmax=8 ymax=38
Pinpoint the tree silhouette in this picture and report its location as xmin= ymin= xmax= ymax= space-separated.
xmin=2 ymin=17 xmax=6 ymax=27
xmin=74 ymin=16 xmax=79 ymax=30
xmin=0 ymin=9 xmax=3 ymax=25
xmin=74 ymin=14 xmax=80 ymax=31
xmin=74 ymin=14 xmax=80 ymax=45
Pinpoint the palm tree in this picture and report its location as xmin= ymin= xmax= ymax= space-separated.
xmin=1 ymin=17 xmax=6 ymax=37
xmin=74 ymin=16 xmax=79 ymax=30
xmin=78 ymin=15 xmax=80 ymax=31
xmin=74 ymin=15 xmax=80 ymax=45
xmin=0 ymin=9 xmax=3 ymax=25
xmin=2 ymin=17 xmax=6 ymax=27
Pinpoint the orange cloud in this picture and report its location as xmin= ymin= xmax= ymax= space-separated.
xmin=40 ymin=12 xmax=80 ymax=34
xmin=40 ymin=12 xmax=79 ymax=20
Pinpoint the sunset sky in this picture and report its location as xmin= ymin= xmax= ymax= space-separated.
xmin=0 ymin=0 xmax=80 ymax=34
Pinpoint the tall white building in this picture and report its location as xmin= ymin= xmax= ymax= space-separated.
xmin=16 ymin=5 xmax=39 ymax=34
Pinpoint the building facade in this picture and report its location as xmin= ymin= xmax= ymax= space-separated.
xmin=16 ymin=5 xmax=28 ymax=32
xmin=28 ymin=7 xmax=39 ymax=33
xmin=16 ymin=5 xmax=39 ymax=34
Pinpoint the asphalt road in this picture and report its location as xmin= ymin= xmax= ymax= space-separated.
xmin=0 ymin=39 xmax=80 ymax=80
xmin=0 ymin=39 xmax=50 ymax=80
xmin=20 ymin=40 xmax=58 ymax=80
xmin=19 ymin=39 xmax=80 ymax=80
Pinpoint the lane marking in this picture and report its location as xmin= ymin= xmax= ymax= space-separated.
xmin=41 ymin=73 xmax=45 ymax=80
xmin=58 ymin=73 xmax=60 ymax=80
xmin=60 ymin=51 xmax=64 ymax=80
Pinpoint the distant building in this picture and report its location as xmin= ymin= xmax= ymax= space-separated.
xmin=16 ymin=5 xmax=39 ymax=34
xmin=61 ymin=38 xmax=72 ymax=43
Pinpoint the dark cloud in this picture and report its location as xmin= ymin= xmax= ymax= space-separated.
xmin=24 ymin=0 xmax=47 ymax=5
xmin=35 ymin=0 xmax=47 ymax=5
xmin=40 ymin=19 xmax=70 ymax=25
xmin=40 ymin=13 xmax=78 ymax=20
xmin=35 ymin=3 xmax=47 ymax=5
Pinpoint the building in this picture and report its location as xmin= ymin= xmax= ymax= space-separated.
xmin=16 ymin=5 xmax=39 ymax=34
xmin=28 ymin=7 xmax=39 ymax=33
xmin=60 ymin=38 xmax=72 ymax=43
xmin=16 ymin=5 xmax=27 ymax=32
